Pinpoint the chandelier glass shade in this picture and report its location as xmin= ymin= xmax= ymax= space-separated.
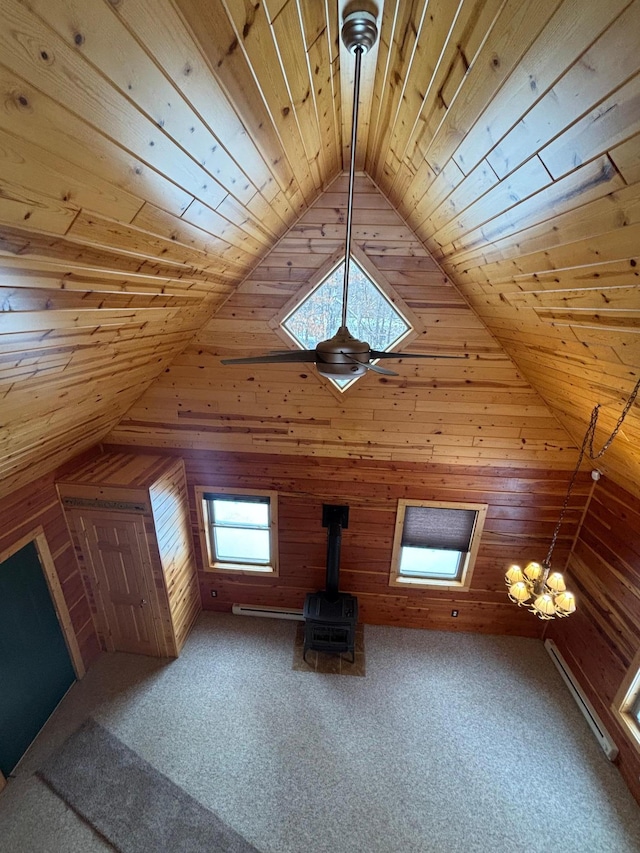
xmin=505 ymin=562 xmax=576 ymax=620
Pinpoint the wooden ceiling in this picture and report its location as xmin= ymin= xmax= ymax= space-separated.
xmin=1 ymin=0 xmax=638 ymax=498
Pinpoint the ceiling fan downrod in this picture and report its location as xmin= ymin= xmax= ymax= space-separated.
xmin=340 ymin=11 xmax=378 ymax=330
xmin=220 ymin=8 xmax=466 ymax=379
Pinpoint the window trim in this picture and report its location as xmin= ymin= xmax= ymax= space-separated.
xmin=195 ymin=486 xmax=279 ymax=576
xmin=389 ymin=500 xmax=487 ymax=591
xmin=612 ymin=649 xmax=640 ymax=755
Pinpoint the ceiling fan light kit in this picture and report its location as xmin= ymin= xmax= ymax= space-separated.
xmin=221 ymin=9 xmax=465 ymax=382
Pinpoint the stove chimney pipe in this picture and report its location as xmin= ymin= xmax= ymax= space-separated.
xmin=322 ymin=504 xmax=349 ymax=601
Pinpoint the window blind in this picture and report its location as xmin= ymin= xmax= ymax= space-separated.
xmin=203 ymin=493 xmax=269 ymax=504
xmin=402 ymin=506 xmax=476 ymax=551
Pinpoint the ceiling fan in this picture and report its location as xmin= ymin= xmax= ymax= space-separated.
xmin=222 ymin=10 xmax=466 ymax=381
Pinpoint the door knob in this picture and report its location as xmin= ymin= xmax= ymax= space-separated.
xmin=140 ymin=598 xmax=147 ymax=607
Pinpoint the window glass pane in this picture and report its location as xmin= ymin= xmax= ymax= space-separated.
xmin=212 ymin=499 xmax=269 ymax=528
xmin=214 ymin=528 xmax=270 ymax=563
xmin=399 ymin=546 xmax=462 ymax=579
xmin=284 ymin=260 xmax=409 ymax=352
xmin=282 ymin=259 xmax=411 ymax=391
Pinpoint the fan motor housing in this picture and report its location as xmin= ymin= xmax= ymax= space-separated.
xmin=317 ymin=361 xmax=368 ymax=379
xmin=315 ymin=327 xmax=370 ymax=378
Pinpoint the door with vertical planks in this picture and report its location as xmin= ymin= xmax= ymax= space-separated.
xmin=72 ymin=511 xmax=161 ymax=657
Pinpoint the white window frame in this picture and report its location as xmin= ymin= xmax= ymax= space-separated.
xmin=612 ymin=649 xmax=640 ymax=754
xmin=195 ymin=486 xmax=279 ymax=576
xmin=389 ymin=500 xmax=487 ymax=591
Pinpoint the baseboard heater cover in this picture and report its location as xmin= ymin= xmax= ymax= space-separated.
xmin=232 ymin=604 xmax=304 ymax=621
xmin=544 ymin=639 xmax=619 ymax=761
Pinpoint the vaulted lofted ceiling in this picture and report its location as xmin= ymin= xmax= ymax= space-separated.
xmin=1 ymin=0 xmax=638 ymax=498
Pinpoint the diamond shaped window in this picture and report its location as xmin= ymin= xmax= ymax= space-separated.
xmin=282 ymin=258 xmax=411 ymax=391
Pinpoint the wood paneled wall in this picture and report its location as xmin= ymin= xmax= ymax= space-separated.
xmin=0 ymin=466 xmax=100 ymax=670
xmin=546 ymin=479 xmax=640 ymax=805
xmin=149 ymin=460 xmax=201 ymax=653
xmin=104 ymin=445 xmax=592 ymax=639
xmin=108 ymin=175 xmax=578 ymax=470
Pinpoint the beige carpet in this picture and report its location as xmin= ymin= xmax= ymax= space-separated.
xmin=0 ymin=613 xmax=639 ymax=853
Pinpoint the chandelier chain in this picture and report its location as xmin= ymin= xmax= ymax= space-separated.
xmin=544 ymin=375 xmax=640 ymax=568
xmin=588 ymin=375 xmax=640 ymax=459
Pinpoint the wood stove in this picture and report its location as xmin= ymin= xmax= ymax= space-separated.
xmin=303 ymin=505 xmax=358 ymax=663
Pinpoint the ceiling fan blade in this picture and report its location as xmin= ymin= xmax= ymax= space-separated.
xmin=370 ymin=351 xmax=468 ymax=360
xmin=221 ymin=351 xmax=317 ymax=365
xmin=363 ymin=361 xmax=398 ymax=376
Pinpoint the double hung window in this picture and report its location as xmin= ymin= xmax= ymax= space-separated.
xmin=195 ymin=487 xmax=278 ymax=575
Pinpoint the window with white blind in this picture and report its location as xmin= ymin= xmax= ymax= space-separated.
xmin=195 ymin=487 xmax=278 ymax=575
xmin=389 ymin=500 xmax=487 ymax=590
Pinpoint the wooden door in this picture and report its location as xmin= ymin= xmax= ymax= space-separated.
xmin=72 ymin=511 xmax=161 ymax=657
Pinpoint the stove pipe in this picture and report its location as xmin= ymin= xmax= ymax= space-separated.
xmin=322 ymin=504 xmax=349 ymax=602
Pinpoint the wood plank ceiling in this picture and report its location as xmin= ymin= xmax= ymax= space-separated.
xmin=0 ymin=0 xmax=638 ymax=498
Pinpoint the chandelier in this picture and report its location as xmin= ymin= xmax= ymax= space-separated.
xmin=506 ymin=377 xmax=640 ymax=619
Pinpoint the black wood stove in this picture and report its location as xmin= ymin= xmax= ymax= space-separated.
xmin=303 ymin=504 xmax=358 ymax=663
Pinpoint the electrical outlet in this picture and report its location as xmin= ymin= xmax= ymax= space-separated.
xmin=210 ymin=590 xmax=217 ymax=598
xmin=451 ymin=609 xmax=458 ymax=617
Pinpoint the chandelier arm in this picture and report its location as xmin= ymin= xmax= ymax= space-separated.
xmin=341 ymin=44 xmax=364 ymax=330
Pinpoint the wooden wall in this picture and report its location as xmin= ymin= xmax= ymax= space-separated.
xmin=149 ymin=460 xmax=202 ymax=653
xmin=546 ymin=478 xmax=640 ymax=805
xmin=105 ymin=444 xmax=592 ymax=638
xmin=108 ymin=175 xmax=579 ymax=470
xmin=0 ymin=465 xmax=100 ymax=671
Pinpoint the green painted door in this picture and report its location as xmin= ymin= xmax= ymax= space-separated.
xmin=0 ymin=540 xmax=76 ymax=777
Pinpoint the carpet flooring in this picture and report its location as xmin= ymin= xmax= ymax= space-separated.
xmin=38 ymin=718 xmax=259 ymax=853
xmin=0 ymin=613 xmax=639 ymax=853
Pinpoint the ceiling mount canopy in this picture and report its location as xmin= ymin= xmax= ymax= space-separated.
xmin=221 ymin=9 xmax=466 ymax=381
xmin=341 ymin=9 xmax=378 ymax=54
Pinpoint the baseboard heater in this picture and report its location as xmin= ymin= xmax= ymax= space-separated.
xmin=544 ymin=639 xmax=618 ymax=761
xmin=232 ymin=604 xmax=304 ymax=621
